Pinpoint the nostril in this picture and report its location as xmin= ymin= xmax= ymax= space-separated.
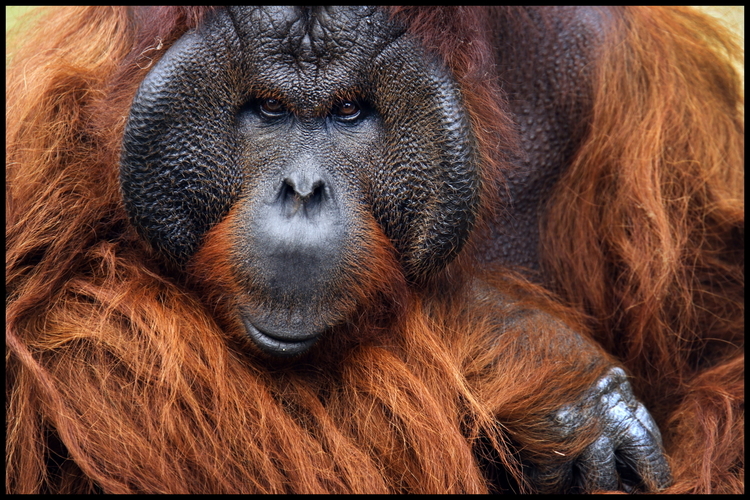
xmin=282 ymin=176 xmax=318 ymax=197
xmin=307 ymin=180 xmax=325 ymax=207
xmin=278 ymin=176 xmax=327 ymax=215
xmin=279 ymin=179 xmax=298 ymax=206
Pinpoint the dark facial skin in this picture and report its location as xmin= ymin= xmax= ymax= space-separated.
xmin=121 ymin=6 xmax=479 ymax=356
xmin=120 ymin=6 xmax=670 ymax=492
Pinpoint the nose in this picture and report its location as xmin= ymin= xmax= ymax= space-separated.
xmin=253 ymin=159 xmax=344 ymax=281
xmin=249 ymin=157 xmax=348 ymax=319
xmin=278 ymin=171 xmax=327 ymax=217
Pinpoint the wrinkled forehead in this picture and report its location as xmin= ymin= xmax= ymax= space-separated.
xmin=228 ymin=6 xmax=402 ymax=65
xmin=223 ymin=6 xmax=406 ymax=108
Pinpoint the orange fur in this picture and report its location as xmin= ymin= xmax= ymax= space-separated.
xmin=390 ymin=6 xmax=743 ymax=493
xmin=539 ymin=8 xmax=744 ymax=493
xmin=6 ymin=6 xmax=743 ymax=493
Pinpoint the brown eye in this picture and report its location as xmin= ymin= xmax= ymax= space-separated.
xmin=334 ymin=100 xmax=360 ymax=120
xmin=260 ymin=98 xmax=285 ymax=116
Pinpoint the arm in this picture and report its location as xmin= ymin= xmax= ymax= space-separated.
xmin=465 ymin=278 xmax=671 ymax=493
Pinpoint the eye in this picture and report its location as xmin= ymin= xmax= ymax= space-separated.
xmin=333 ymin=100 xmax=361 ymax=121
xmin=259 ymin=98 xmax=286 ymax=117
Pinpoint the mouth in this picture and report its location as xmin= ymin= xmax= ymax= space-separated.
xmin=242 ymin=319 xmax=321 ymax=357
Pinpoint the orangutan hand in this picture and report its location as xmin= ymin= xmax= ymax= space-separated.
xmin=531 ymin=367 xmax=672 ymax=493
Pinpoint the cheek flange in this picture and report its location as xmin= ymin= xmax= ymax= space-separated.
xmin=120 ymin=11 xmax=243 ymax=263
xmin=369 ymin=39 xmax=481 ymax=281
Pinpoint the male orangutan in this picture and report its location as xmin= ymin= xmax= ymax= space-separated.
xmin=6 ymin=6 xmax=743 ymax=494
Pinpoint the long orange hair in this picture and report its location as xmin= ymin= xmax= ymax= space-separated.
xmin=6 ymin=6 xmax=743 ymax=493
xmin=539 ymin=8 xmax=744 ymax=492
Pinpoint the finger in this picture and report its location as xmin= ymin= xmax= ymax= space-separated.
xmin=615 ymin=401 xmax=672 ymax=491
xmin=576 ymin=434 xmax=619 ymax=492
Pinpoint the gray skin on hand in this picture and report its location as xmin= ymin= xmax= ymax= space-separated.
xmin=120 ymin=6 xmax=672 ymax=493
xmin=534 ymin=367 xmax=671 ymax=492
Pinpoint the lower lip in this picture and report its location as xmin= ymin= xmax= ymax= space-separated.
xmin=243 ymin=319 xmax=320 ymax=357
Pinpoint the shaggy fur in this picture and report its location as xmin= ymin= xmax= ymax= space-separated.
xmin=538 ymin=8 xmax=744 ymax=493
xmin=6 ymin=6 xmax=743 ymax=493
